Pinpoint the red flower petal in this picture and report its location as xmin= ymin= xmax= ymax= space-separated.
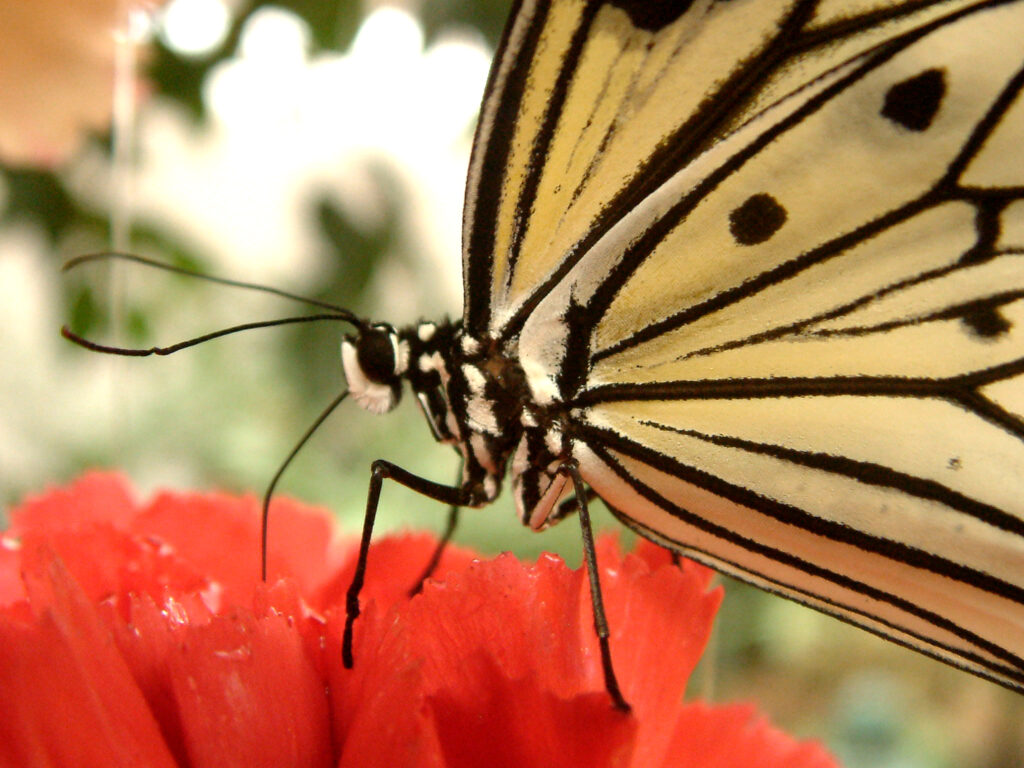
xmin=100 ymin=592 xmax=209 ymax=766
xmin=0 ymin=535 xmax=25 ymax=604
xmin=429 ymin=656 xmax=637 ymax=768
xmin=329 ymin=540 xmax=725 ymax=767
xmin=314 ymin=532 xmax=479 ymax=615
xmin=136 ymin=490 xmax=336 ymax=608
xmin=597 ymin=538 xmax=723 ymax=764
xmin=8 ymin=472 xmax=137 ymax=536
xmin=324 ymin=596 xmax=441 ymax=766
xmin=660 ymin=702 xmax=838 ymax=768
xmin=167 ymin=603 xmax=332 ymax=768
xmin=0 ymin=554 xmax=177 ymax=768
xmin=1 ymin=476 xmax=843 ymax=768
xmin=98 ymin=580 xmax=333 ymax=767
xmin=16 ymin=522 xmax=207 ymax=613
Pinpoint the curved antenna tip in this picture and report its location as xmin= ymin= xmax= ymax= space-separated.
xmin=61 ymin=325 xmax=155 ymax=356
xmin=62 ymin=252 xmax=117 ymax=272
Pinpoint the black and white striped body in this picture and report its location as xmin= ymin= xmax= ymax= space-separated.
xmin=342 ymin=320 xmax=577 ymax=528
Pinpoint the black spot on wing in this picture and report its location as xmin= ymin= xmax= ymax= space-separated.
xmin=881 ymin=68 xmax=946 ymax=132
xmin=729 ymin=193 xmax=788 ymax=245
xmin=962 ymin=306 xmax=1012 ymax=338
xmin=609 ymin=0 xmax=693 ymax=30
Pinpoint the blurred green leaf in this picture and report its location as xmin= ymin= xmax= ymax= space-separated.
xmin=421 ymin=0 xmax=513 ymax=46
xmin=68 ymin=285 xmax=103 ymax=337
xmin=147 ymin=41 xmax=221 ymax=123
xmin=2 ymin=168 xmax=76 ymax=243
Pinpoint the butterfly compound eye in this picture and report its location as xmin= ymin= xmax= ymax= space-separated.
xmin=341 ymin=324 xmax=405 ymax=414
xmin=358 ymin=327 xmax=399 ymax=383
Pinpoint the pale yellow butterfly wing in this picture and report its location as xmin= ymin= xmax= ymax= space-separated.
xmin=461 ymin=0 xmax=1007 ymax=338
xmin=489 ymin=0 xmax=1024 ymax=690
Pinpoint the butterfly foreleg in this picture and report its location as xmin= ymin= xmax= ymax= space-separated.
xmin=342 ymin=458 xmax=480 ymax=669
xmin=559 ymin=460 xmax=631 ymax=713
xmin=550 ymin=485 xmax=598 ymax=525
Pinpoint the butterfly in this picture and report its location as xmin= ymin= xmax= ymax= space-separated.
xmin=333 ymin=0 xmax=1024 ymax=706
xmin=65 ymin=0 xmax=1024 ymax=710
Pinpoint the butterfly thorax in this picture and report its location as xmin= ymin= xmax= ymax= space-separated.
xmin=342 ymin=318 xmax=564 ymax=515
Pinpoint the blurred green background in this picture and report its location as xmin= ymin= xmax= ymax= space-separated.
xmin=1 ymin=1 xmax=1021 ymax=765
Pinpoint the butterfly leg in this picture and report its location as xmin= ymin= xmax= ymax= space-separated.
xmin=343 ymin=459 xmax=479 ymax=668
xmin=549 ymin=485 xmax=598 ymax=525
xmin=561 ymin=460 xmax=631 ymax=712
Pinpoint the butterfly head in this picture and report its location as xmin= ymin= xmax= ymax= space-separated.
xmin=341 ymin=322 xmax=410 ymax=415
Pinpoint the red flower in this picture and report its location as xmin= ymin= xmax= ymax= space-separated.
xmin=0 ymin=473 xmax=841 ymax=768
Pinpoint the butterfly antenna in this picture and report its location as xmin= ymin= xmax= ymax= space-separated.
xmin=64 ymin=251 xmax=359 ymax=316
xmin=261 ymin=389 xmax=349 ymax=581
xmin=61 ymin=313 xmax=358 ymax=357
